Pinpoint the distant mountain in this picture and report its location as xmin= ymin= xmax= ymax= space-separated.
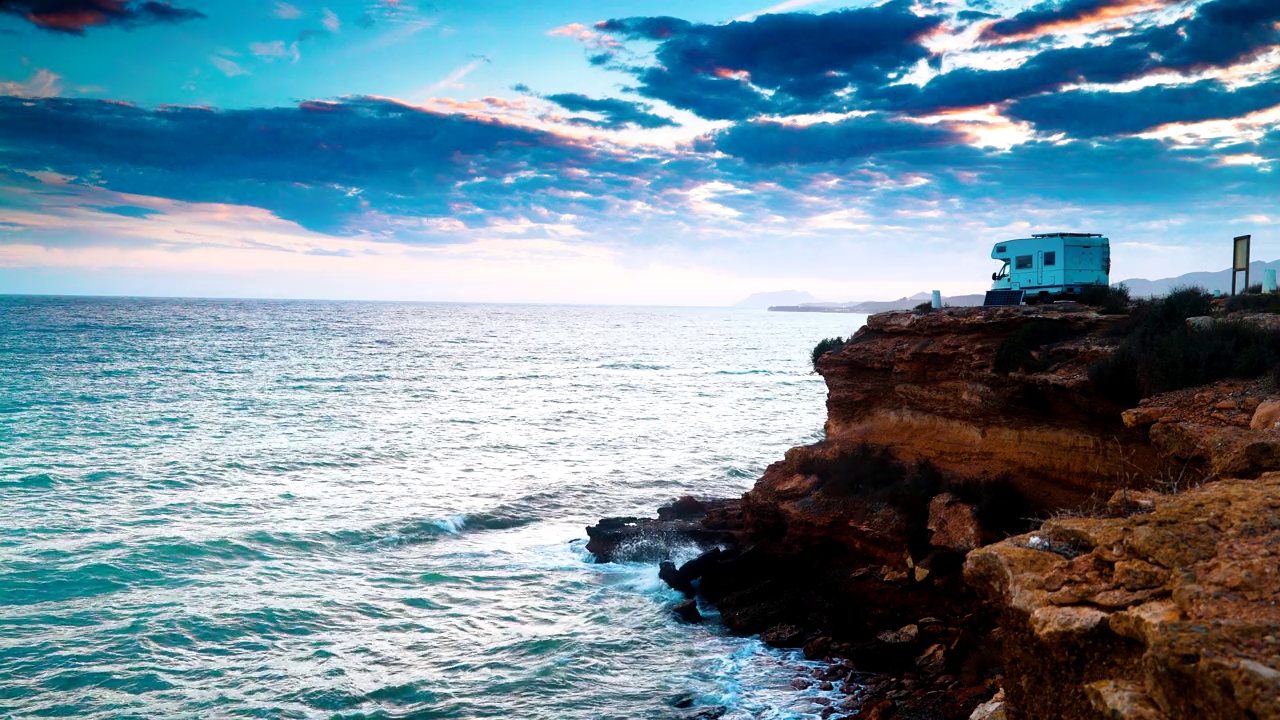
xmin=1117 ymin=259 xmax=1280 ymax=297
xmin=769 ymin=293 xmax=986 ymax=313
xmin=734 ymin=290 xmax=822 ymax=308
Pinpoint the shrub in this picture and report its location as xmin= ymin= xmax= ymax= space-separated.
xmin=803 ymin=444 xmax=942 ymax=555
xmin=1225 ymin=292 xmax=1280 ymax=314
xmin=949 ymin=478 xmax=1032 ymax=537
xmin=914 ymin=302 xmax=933 ymax=312
xmin=811 ymin=336 xmax=845 ymax=370
xmin=1078 ymin=284 xmax=1130 ymax=315
xmin=1088 ymin=285 xmax=1280 ymax=405
xmin=993 ymin=320 xmax=1080 ymax=374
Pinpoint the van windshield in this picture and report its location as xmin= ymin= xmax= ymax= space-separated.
xmin=992 ymin=260 xmax=1010 ymax=281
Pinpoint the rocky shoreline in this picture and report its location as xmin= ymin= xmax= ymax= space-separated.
xmin=587 ymin=303 xmax=1280 ymax=720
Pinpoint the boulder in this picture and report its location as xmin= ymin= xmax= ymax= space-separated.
xmin=877 ymin=624 xmax=919 ymax=645
xmin=927 ymin=493 xmax=983 ymax=551
xmin=672 ymin=599 xmax=702 ymax=623
xmin=1251 ymin=398 xmax=1280 ymax=430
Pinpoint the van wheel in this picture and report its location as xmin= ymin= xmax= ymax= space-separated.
xmin=1039 ymin=292 xmax=1052 ymax=304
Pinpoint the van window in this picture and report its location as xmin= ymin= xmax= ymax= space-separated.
xmin=1044 ymin=251 xmax=1056 ymax=266
xmin=996 ymin=246 xmax=1006 ymax=254
xmin=1015 ymin=255 xmax=1033 ymax=270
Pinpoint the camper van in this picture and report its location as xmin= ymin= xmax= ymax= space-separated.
xmin=989 ymin=233 xmax=1110 ymax=304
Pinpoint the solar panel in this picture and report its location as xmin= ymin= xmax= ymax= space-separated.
xmin=984 ymin=290 xmax=1025 ymax=307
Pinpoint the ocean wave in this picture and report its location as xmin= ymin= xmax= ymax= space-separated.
xmin=713 ymin=369 xmax=785 ymax=375
xmin=319 ymin=510 xmax=538 ymax=549
xmin=598 ymin=362 xmax=669 ymax=370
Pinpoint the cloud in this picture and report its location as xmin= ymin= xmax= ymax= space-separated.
xmin=250 ymin=40 xmax=290 ymax=60
xmin=873 ymin=0 xmax=1280 ymax=114
xmin=714 ymin=114 xmax=966 ymax=165
xmin=322 ymin=7 xmax=339 ymax=33
xmin=979 ymin=0 xmax=1176 ymax=42
xmin=273 ymin=2 xmax=300 ymax=20
xmin=0 ymin=0 xmax=204 ymax=34
xmin=597 ymin=0 xmax=943 ymax=119
xmin=544 ymin=93 xmax=677 ymax=129
xmin=0 ymin=68 xmax=61 ymax=97
xmin=1006 ymin=79 xmax=1280 ymax=138
xmin=0 ymin=96 xmax=612 ymax=235
xmin=427 ymin=56 xmax=489 ymax=93
xmin=93 ymin=204 xmax=161 ymax=218
xmin=210 ymin=54 xmax=250 ymax=77
xmin=547 ymin=22 xmax=620 ymax=49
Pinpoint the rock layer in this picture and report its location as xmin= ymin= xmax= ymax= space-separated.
xmin=965 ymin=474 xmax=1280 ymax=719
xmin=816 ymin=306 xmax=1161 ymax=510
xmin=588 ymin=305 xmax=1280 ymax=720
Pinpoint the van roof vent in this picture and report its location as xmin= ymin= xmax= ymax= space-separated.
xmin=1031 ymin=232 xmax=1103 ymax=238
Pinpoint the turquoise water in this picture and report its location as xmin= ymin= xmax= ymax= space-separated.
xmin=0 ymin=297 xmax=866 ymax=719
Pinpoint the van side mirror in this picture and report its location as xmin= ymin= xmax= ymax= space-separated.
xmin=991 ymin=272 xmax=998 ymax=281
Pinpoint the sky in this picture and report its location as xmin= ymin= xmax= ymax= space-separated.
xmin=1 ymin=0 xmax=1279 ymax=304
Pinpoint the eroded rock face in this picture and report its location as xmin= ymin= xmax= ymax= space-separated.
xmin=964 ymin=473 xmax=1280 ymax=720
xmin=1127 ymin=378 xmax=1280 ymax=479
xmin=815 ymin=306 xmax=1158 ymax=510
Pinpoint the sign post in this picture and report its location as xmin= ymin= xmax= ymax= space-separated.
xmin=1232 ymin=235 xmax=1251 ymax=296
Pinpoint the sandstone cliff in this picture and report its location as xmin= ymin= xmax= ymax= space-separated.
xmin=813 ymin=306 xmax=1155 ymax=510
xmin=966 ymin=474 xmax=1280 ymax=719
xmin=588 ymin=303 xmax=1280 ymax=720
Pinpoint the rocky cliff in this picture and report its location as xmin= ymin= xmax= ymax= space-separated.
xmin=966 ymin=474 xmax=1280 ymax=719
xmin=588 ymin=303 xmax=1280 ymax=720
xmin=813 ymin=306 xmax=1156 ymax=509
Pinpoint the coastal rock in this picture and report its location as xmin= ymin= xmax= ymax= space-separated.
xmin=965 ymin=473 xmax=1280 ymax=719
xmin=1133 ymin=378 xmax=1280 ymax=478
xmin=672 ymin=599 xmax=702 ymax=623
xmin=1251 ymin=398 xmax=1280 ymax=430
xmin=816 ymin=306 xmax=1159 ymax=510
xmin=927 ymin=493 xmax=983 ymax=551
xmin=585 ymin=511 xmax=736 ymax=563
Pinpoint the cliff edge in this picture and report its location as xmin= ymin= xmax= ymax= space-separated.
xmin=588 ymin=301 xmax=1280 ymax=720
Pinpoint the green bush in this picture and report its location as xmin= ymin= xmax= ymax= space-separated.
xmin=811 ymin=336 xmax=845 ymax=370
xmin=1078 ymin=284 xmax=1131 ymax=314
xmin=1225 ymin=292 xmax=1280 ymax=314
xmin=993 ymin=320 xmax=1080 ymax=374
xmin=1088 ymin=286 xmax=1280 ymax=405
xmin=914 ymin=302 xmax=933 ymax=312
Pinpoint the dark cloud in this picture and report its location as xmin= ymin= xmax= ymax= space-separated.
xmin=0 ymin=0 xmax=204 ymax=34
xmin=956 ymin=10 xmax=1000 ymax=21
xmin=544 ymin=92 xmax=677 ymax=129
xmin=1143 ymin=0 xmax=1280 ymax=68
xmin=714 ymin=114 xmax=965 ymax=165
xmin=0 ymin=96 xmax=608 ymax=234
xmin=873 ymin=39 xmax=1155 ymax=112
xmin=1007 ymin=79 xmax=1280 ymax=137
xmin=980 ymin=0 xmax=1171 ymax=42
xmin=598 ymin=0 xmax=943 ymax=119
xmin=595 ymin=16 xmax=691 ymax=40
xmin=876 ymin=0 xmax=1280 ymax=114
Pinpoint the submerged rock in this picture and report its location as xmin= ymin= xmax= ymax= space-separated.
xmin=671 ymin=599 xmax=702 ymax=624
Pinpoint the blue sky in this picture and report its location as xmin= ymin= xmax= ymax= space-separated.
xmin=1 ymin=0 xmax=1279 ymax=303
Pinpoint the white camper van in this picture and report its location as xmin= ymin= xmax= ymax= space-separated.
xmin=987 ymin=233 xmax=1110 ymax=305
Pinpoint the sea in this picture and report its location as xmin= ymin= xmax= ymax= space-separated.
xmin=0 ymin=296 xmax=868 ymax=720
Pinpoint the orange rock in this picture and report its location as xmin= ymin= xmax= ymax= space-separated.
xmin=927 ymin=493 xmax=982 ymax=552
xmin=1250 ymin=398 xmax=1280 ymax=431
xmin=1123 ymin=407 xmax=1164 ymax=428
xmin=965 ymin=474 xmax=1280 ymax=720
